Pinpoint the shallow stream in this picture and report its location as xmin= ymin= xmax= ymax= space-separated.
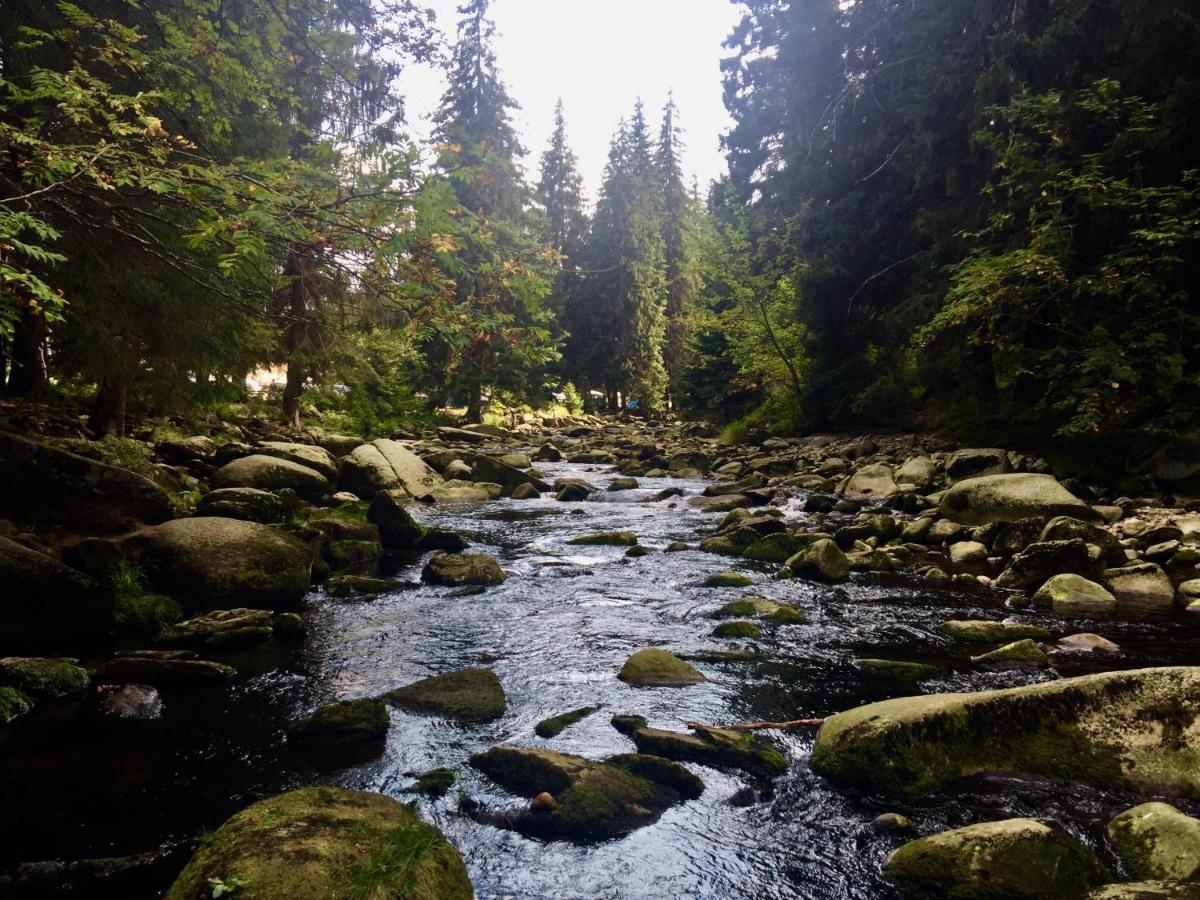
xmin=3 ymin=461 xmax=1198 ymax=898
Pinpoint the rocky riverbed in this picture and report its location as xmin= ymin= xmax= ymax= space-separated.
xmin=1 ymin=414 xmax=1199 ymax=898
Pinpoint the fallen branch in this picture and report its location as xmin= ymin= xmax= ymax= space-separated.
xmin=686 ymin=718 xmax=824 ymax=732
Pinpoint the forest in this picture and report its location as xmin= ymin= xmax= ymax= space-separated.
xmin=2 ymin=1 xmax=1200 ymax=899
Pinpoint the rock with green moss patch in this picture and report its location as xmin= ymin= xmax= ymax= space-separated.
xmin=325 ymin=539 xmax=383 ymax=568
xmin=568 ymin=531 xmax=638 ymax=547
xmin=995 ymin=539 xmax=1100 ymax=591
xmin=165 ymin=786 xmax=472 ymax=900
xmin=1032 ymin=574 xmax=1117 ymax=614
xmin=971 ymin=638 xmax=1051 ymax=668
xmin=940 ymin=473 xmax=1098 ymax=526
xmin=714 ymin=597 xmax=805 ymax=624
xmin=0 ymin=656 xmax=89 ymax=699
xmin=384 ymin=668 xmax=506 ymax=722
xmin=157 ymin=608 xmax=273 ymax=649
xmin=421 ymin=553 xmax=506 ymax=586
xmin=470 ymin=745 xmax=702 ymax=841
xmin=96 ymin=653 xmax=235 ymax=686
xmin=937 ymin=619 xmax=1051 ymax=644
xmin=786 ymin=539 xmax=850 ymax=583
xmin=287 ymin=698 xmax=389 ymax=752
xmin=326 ymin=574 xmax=399 ymax=597
xmin=0 ymin=686 xmax=33 ymax=723
xmin=711 ymin=621 xmax=762 ymax=639
xmin=212 ymin=454 xmax=331 ymax=502
xmin=611 ymin=715 xmax=788 ymax=777
xmin=1105 ymin=563 xmax=1177 ymax=611
xmin=703 ymin=571 xmax=753 ymax=587
xmin=854 ymin=659 xmax=939 ymax=682
xmin=811 ymin=666 xmax=1200 ymax=799
xmin=884 ymin=817 xmax=1109 ymax=899
xmin=742 ymin=533 xmax=808 ymax=563
xmin=608 ymin=477 xmax=639 ymax=491
xmin=618 ymin=649 xmax=705 ymax=687
xmin=195 ymin=488 xmax=290 ymax=524
xmin=410 ymin=767 xmax=456 ymax=798
xmin=113 ymin=591 xmax=183 ymax=634
xmin=1108 ymin=802 xmax=1200 ymax=882
xmin=140 ymin=517 xmax=313 ymax=609
xmin=536 ymin=706 xmax=600 ymax=738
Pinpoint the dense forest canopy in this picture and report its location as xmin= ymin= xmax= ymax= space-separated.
xmin=2 ymin=0 xmax=1198 ymax=448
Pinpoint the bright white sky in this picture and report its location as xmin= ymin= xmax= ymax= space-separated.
xmin=403 ymin=0 xmax=746 ymax=201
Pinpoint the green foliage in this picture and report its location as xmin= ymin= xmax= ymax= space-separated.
xmin=112 ymin=563 xmax=183 ymax=634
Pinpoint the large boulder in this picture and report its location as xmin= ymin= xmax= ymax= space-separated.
xmin=0 ymin=536 xmax=105 ymax=648
xmin=994 ymin=539 xmax=1100 ymax=591
xmin=884 ymin=818 xmax=1108 ymax=899
xmin=810 ymin=666 xmax=1200 ymax=799
xmin=786 ymin=538 xmax=850 ymax=583
xmin=421 ymin=553 xmax=505 ymax=586
xmin=1108 ymin=802 xmax=1200 ymax=882
xmin=256 ymin=441 xmax=339 ymax=480
xmin=469 ymin=453 xmax=551 ymax=497
xmin=367 ymin=490 xmax=425 ymax=549
xmin=384 ymin=668 xmax=506 ymax=722
xmin=895 ymin=455 xmax=937 ymax=489
xmin=1105 ymin=563 xmax=1176 ymax=611
xmin=945 ymin=447 xmax=1011 ymax=481
xmin=211 ymin=455 xmax=330 ymax=502
xmin=470 ymin=745 xmax=703 ymax=841
xmin=0 ymin=430 xmax=172 ymax=532
xmin=840 ymin=463 xmax=897 ymax=498
xmin=338 ymin=439 xmax=443 ymax=500
xmin=164 ymin=787 xmax=473 ymax=900
xmin=194 ymin=487 xmax=290 ymax=524
xmin=617 ymin=648 xmax=704 ymax=687
xmin=940 ymin=473 xmax=1098 ymax=526
xmin=1032 ymin=574 xmax=1117 ymax=614
xmin=287 ymin=698 xmax=389 ymax=753
xmin=139 ymin=518 xmax=313 ymax=609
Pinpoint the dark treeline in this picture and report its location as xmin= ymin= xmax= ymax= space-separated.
xmin=2 ymin=0 xmax=1198 ymax=448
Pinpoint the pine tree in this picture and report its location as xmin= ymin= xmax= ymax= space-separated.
xmin=537 ymin=100 xmax=588 ymax=260
xmin=656 ymin=94 xmax=700 ymax=408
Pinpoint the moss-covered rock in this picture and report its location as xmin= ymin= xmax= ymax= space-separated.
xmin=421 ymin=553 xmax=506 ymax=586
xmin=714 ymin=597 xmax=805 ymax=624
xmin=535 ymin=705 xmax=600 ymax=738
xmin=884 ymin=817 xmax=1109 ymax=899
xmin=140 ymin=517 xmax=313 ymax=609
xmin=256 ymin=441 xmax=339 ymax=480
xmin=995 ymin=539 xmax=1100 ymax=591
xmin=1108 ymin=802 xmax=1200 ymax=882
xmin=618 ymin=648 xmax=705 ymax=687
xmin=1105 ymin=563 xmax=1177 ymax=611
xmin=212 ymin=454 xmax=331 ymax=502
xmin=195 ymin=488 xmax=290 ymax=524
xmin=326 ymin=574 xmax=398 ymax=597
xmin=470 ymin=745 xmax=703 ymax=842
xmin=410 ymin=767 xmax=456 ymax=798
xmin=608 ymin=477 xmax=640 ymax=491
xmin=1089 ymin=882 xmax=1200 ymax=899
xmin=384 ymin=668 xmax=506 ymax=722
xmin=0 ymin=656 xmax=89 ymax=699
xmin=157 ymin=608 xmax=273 ymax=649
xmin=1032 ymin=574 xmax=1117 ymax=614
xmin=971 ymin=638 xmax=1050 ymax=668
xmin=96 ymin=653 xmax=235 ymax=686
xmin=786 ymin=538 xmax=850 ymax=583
xmin=703 ymin=571 xmax=754 ymax=587
xmin=113 ymin=591 xmax=184 ymax=635
xmin=854 ymin=659 xmax=940 ymax=682
xmin=711 ymin=621 xmax=762 ymax=639
xmin=287 ymin=698 xmax=389 ymax=751
xmin=742 ymin=532 xmax=808 ymax=563
xmin=940 ymin=473 xmax=1098 ymax=526
xmin=165 ymin=787 xmax=473 ymax=900
xmin=567 ymin=531 xmax=638 ymax=547
xmin=325 ymin=539 xmax=383 ymax=568
xmin=937 ymin=619 xmax=1052 ymax=644
xmin=469 ymin=453 xmax=550 ymax=497
xmin=0 ymin=685 xmax=33 ymax=723
xmin=810 ymin=666 xmax=1200 ymax=799
xmin=611 ymin=714 xmax=788 ymax=777
xmin=338 ymin=439 xmax=444 ymax=501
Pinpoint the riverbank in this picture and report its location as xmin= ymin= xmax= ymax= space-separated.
xmin=1 ymin=408 xmax=1198 ymax=898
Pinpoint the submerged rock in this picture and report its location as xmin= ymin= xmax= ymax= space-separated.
xmin=714 ymin=597 xmax=805 ymax=624
xmin=288 ymin=698 xmax=389 ymax=752
xmin=409 ymin=767 xmax=456 ymax=798
xmin=611 ymin=714 xmax=788 ymax=777
xmin=1108 ymin=802 xmax=1200 ymax=882
xmin=810 ymin=666 xmax=1200 ymax=799
xmin=535 ymin=705 xmax=600 ymax=738
xmin=470 ymin=745 xmax=703 ymax=841
xmin=96 ymin=684 xmax=162 ymax=720
xmin=937 ymin=619 xmax=1051 ymax=644
xmin=164 ymin=787 xmax=472 ymax=900
xmin=567 ymin=531 xmax=638 ymax=547
xmin=854 ymin=659 xmax=939 ymax=682
xmin=711 ymin=620 xmax=762 ymax=639
xmin=940 ymin=473 xmax=1097 ymax=526
xmin=703 ymin=571 xmax=753 ymax=587
xmin=884 ymin=817 xmax=1108 ymax=899
xmin=139 ymin=517 xmax=312 ymax=609
xmin=384 ymin=668 xmax=506 ymax=722
xmin=421 ymin=553 xmax=506 ymax=586
xmin=618 ymin=648 xmax=705 ymax=687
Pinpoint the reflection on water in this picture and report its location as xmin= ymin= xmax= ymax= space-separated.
xmin=2 ymin=462 xmax=1198 ymax=898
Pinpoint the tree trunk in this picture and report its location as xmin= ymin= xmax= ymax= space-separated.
xmin=465 ymin=377 xmax=482 ymax=423
xmin=90 ymin=377 xmax=127 ymax=437
xmin=7 ymin=300 xmax=48 ymax=394
xmin=282 ymin=254 xmax=309 ymax=427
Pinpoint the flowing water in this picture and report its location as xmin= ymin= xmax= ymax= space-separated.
xmin=3 ymin=461 xmax=1199 ymax=898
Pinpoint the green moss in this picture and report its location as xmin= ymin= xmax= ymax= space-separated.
xmin=567 ymin=532 xmax=639 ymax=547
xmin=114 ymin=592 xmax=184 ymax=634
xmin=1108 ymin=802 xmax=1200 ymax=881
xmin=971 ymin=639 xmax=1050 ymax=667
xmin=937 ymin=619 xmax=1052 ymax=644
xmin=713 ymin=597 xmax=805 ymax=624
xmin=0 ymin=657 xmax=89 ymax=699
xmin=535 ymin=705 xmax=600 ymax=738
xmin=288 ymin=698 xmax=389 ymax=750
xmin=618 ymin=649 xmax=705 ymax=687
xmin=384 ymin=668 xmax=507 ymax=722
xmin=326 ymin=575 xmax=397 ymax=597
xmin=410 ymin=768 xmax=456 ymax=798
xmin=703 ymin=571 xmax=753 ymax=587
xmin=742 ymin=533 xmax=807 ymax=563
xmin=611 ymin=715 xmax=788 ymax=778
xmin=711 ymin=621 xmax=762 ymax=639
xmin=0 ymin=686 xmax=33 ymax=723
xmin=165 ymin=788 xmax=472 ymax=900
xmin=325 ymin=539 xmax=383 ymax=568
